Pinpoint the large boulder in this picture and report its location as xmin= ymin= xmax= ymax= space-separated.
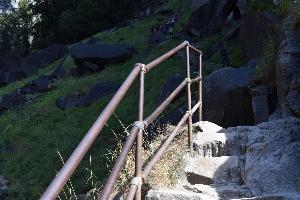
xmin=20 ymin=76 xmax=55 ymax=95
xmin=0 ymin=72 xmax=18 ymax=86
xmin=0 ymin=51 xmax=33 ymax=85
xmin=158 ymin=74 xmax=184 ymax=104
xmin=25 ymin=44 xmax=67 ymax=70
xmin=276 ymin=30 xmax=300 ymax=118
xmin=0 ymin=176 xmax=8 ymax=200
xmin=188 ymin=0 xmax=239 ymax=37
xmin=203 ymin=63 xmax=255 ymax=127
xmin=0 ymin=92 xmax=26 ymax=113
xmin=0 ymin=44 xmax=66 ymax=86
xmin=71 ymin=43 xmax=134 ymax=75
xmin=226 ymin=117 xmax=300 ymax=196
xmin=56 ymin=82 xmax=119 ymax=110
xmin=251 ymin=85 xmax=270 ymax=124
xmin=239 ymin=11 xmax=279 ymax=61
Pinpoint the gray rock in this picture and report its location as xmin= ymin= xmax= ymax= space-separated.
xmin=252 ymin=95 xmax=269 ymax=124
xmin=285 ymin=31 xmax=300 ymax=55
xmin=185 ymin=156 xmax=242 ymax=185
xmin=146 ymin=189 xmax=213 ymax=200
xmin=25 ymin=44 xmax=67 ymax=70
xmin=0 ymin=51 xmax=32 ymax=85
xmin=243 ymin=118 xmax=300 ymax=196
xmin=56 ymin=82 xmax=119 ymax=110
xmin=0 ymin=176 xmax=8 ymax=200
xmin=188 ymin=0 xmax=239 ymax=37
xmin=71 ymin=43 xmax=134 ymax=75
xmin=284 ymin=90 xmax=300 ymax=117
xmin=276 ymin=31 xmax=300 ymax=117
xmin=158 ymin=74 xmax=184 ymax=104
xmin=147 ymin=118 xmax=300 ymax=199
xmin=20 ymin=76 xmax=55 ymax=94
xmin=0 ymin=92 xmax=26 ymax=112
xmin=148 ymin=32 xmax=167 ymax=45
xmin=184 ymin=184 xmax=252 ymax=199
xmin=203 ymin=66 xmax=255 ymax=127
xmin=239 ymin=11 xmax=278 ymax=61
xmin=51 ymin=65 xmax=66 ymax=78
xmin=0 ymin=72 xmax=18 ymax=86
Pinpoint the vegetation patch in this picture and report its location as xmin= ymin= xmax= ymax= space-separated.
xmin=255 ymin=37 xmax=277 ymax=86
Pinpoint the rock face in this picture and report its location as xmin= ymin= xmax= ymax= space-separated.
xmin=71 ymin=43 xmax=134 ymax=75
xmin=0 ymin=51 xmax=32 ymax=85
xmin=203 ymin=64 xmax=255 ymax=128
xmin=0 ymin=44 xmax=67 ymax=86
xmin=240 ymin=118 xmax=300 ymax=196
xmin=25 ymin=44 xmax=67 ymax=70
xmin=0 ymin=92 xmax=26 ymax=113
xmin=251 ymin=85 xmax=269 ymax=124
xmin=188 ymin=0 xmax=240 ymax=37
xmin=56 ymin=82 xmax=119 ymax=110
xmin=20 ymin=76 xmax=55 ymax=94
xmin=147 ymin=118 xmax=300 ymax=199
xmin=276 ymin=30 xmax=300 ymax=118
xmin=158 ymin=74 xmax=184 ymax=104
xmin=239 ymin=11 xmax=278 ymax=61
xmin=0 ymin=176 xmax=8 ymax=200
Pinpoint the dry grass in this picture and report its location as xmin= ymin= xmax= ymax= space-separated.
xmin=107 ymin=124 xmax=189 ymax=198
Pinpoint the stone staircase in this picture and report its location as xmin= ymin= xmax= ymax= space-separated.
xmin=145 ymin=121 xmax=292 ymax=200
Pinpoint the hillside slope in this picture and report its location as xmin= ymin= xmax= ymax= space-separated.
xmin=0 ymin=1 xmax=199 ymax=199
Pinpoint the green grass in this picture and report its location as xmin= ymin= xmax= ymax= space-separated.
xmin=250 ymin=0 xmax=297 ymax=16
xmin=0 ymin=4 xmax=188 ymax=198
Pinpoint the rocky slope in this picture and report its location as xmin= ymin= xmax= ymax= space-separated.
xmin=146 ymin=118 xmax=300 ymax=199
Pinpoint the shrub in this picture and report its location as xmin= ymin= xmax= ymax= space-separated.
xmin=255 ymin=38 xmax=277 ymax=85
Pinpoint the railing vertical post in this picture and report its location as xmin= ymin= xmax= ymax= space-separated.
xmin=186 ymin=45 xmax=193 ymax=153
xmin=135 ymin=64 xmax=145 ymax=200
xmin=199 ymin=53 xmax=203 ymax=122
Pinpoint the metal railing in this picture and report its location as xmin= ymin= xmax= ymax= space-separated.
xmin=40 ymin=41 xmax=202 ymax=200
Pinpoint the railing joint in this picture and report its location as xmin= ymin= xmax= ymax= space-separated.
xmin=130 ymin=176 xmax=143 ymax=188
xmin=133 ymin=121 xmax=147 ymax=130
xmin=186 ymin=111 xmax=192 ymax=117
xmin=185 ymin=78 xmax=191 ymax=83
xmin=135 ymin=63 xmax=148 ymax=74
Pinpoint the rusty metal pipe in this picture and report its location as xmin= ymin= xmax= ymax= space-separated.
xmin=135 ymin=68 xmax=145 ymax=200
xmin=186 ymin=46 xmax=193 ymax=153
xmin=188 ymin=44 xmax=202 ymax=54
xmin=41 ymin=66 xmax=141 ymax=200
xmin=146 ymin=41 xmax=188 ymax=71
xmin=125 ymin=184 xmax=137 ymax=200
xmin=142 ymin=112 xmax=190 ymax=179
xmin=142 ymin=102 xmax=200 ymax=179
xmin=99 ymin=126 xmax=139 ymax=200
xmin=191 ymin=102 xmax=201 ymax=114
xmin=144 ymin=79 xmax=187 ymax=124
xmin=191 ymin=77 xmax=201 ymax=83
xmin=199 ymin=54 xmax=203 ymax=122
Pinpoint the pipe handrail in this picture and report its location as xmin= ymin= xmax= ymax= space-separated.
xmin=40 ymin=41 xmax=203 ymax=200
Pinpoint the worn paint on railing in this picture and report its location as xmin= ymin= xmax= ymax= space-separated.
xmin=41 ymin=41 xmax=202 ymax=200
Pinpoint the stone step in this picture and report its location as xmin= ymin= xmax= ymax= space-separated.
xmin=184 ymin=156 xmax=242 ymax=185
xmin=193 ymin=132 xmax=228 ymax=157
xmin=183 ymin=184 xmax=252 ymax=200
xmin=145 ymin=189 xmax=215 ymax=200
xmin=232 ymin=193 xmax=300 ymax=200
xmin=146 ymin=184 xmax=253 ymax=200
xmin=192 ymin=131 xmax=246 ymax=157
xmin=194 ymin=121 xmax=225 ymax=133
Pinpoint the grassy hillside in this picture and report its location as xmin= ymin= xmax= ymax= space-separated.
xmin=0 ymin=1 xmax=194 ymax=199
xmin=0 ymin=0 xmax=246 ymax=198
